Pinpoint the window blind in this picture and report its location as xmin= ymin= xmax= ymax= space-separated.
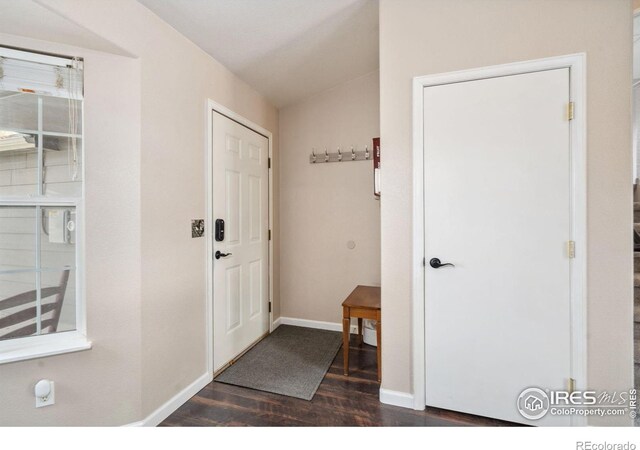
xmin=0 ymin=47 xmax=83 ymax=100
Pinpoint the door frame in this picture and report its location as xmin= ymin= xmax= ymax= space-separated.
xmin=411 ymin=53 xmax=587 ymax=425
xmin=205 ymin=99 xmax=274 ymax=377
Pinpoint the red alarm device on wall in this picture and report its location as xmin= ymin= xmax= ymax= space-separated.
xmin=373 ymin=137 xmax=381 ymax=197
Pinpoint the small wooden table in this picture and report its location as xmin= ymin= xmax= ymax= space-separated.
xmin=342 ymin=285 xmax=381 ymax=382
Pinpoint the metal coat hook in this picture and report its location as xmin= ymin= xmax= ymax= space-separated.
xmin=308 ymin=145 xmax=372 ymax=164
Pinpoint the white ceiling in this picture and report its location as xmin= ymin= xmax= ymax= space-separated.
xmin=0 ymin=0 xmax=128 ymax=56
xmin=138 ymin=0 xmax=379 ymax=108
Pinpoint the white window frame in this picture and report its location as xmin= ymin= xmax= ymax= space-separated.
xmin=0 ymin=46 xmax=91 ymax=364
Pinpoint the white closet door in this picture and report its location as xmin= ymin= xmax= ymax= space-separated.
xmin=423 ymin=68 xmax=572 ymax=425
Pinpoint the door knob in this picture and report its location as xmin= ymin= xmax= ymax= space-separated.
xmin=429 ymin=258 xmax=454 ymax=268
xmin=215 ymin=251 xmax=232 ymax=260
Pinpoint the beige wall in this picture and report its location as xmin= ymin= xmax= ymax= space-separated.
xmin=379 ymin=0 xmax=633 ymax=425
xmin=279 ymin=71 xmax=380 ymax=324
xmin=39 ymin=0 xmax=280 ymax=419
xmin=0 ymin=33 xmax=143 ymax=426
xmin=0 ymin=0 xmax=279 ymax=424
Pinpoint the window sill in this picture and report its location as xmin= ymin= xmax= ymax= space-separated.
xmin=0 ymin=331 xmax=92 ymax=365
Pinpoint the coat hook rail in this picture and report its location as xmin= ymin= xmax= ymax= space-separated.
xmin=309 ymin=146 xmax=370 ymax=164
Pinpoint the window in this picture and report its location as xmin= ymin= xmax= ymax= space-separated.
xmin=0 ymin=47 xmax=89 ymax=362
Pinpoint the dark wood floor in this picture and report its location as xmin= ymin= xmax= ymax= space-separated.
xmin=160 ymin=336 xmax=519 ymax=427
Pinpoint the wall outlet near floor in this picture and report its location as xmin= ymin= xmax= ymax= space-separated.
xmin=35 ymin=380 xmax=55 ymax=408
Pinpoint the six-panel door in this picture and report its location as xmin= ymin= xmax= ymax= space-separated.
xmin=212 ymin=111 xmax=269 ymax=373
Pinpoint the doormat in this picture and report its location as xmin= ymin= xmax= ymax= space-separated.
xmin=215 ymin=325 xmax=342 ymax=400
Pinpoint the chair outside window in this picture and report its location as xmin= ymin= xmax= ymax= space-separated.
xmin=0 ymin=268 xmax=70 ymax=340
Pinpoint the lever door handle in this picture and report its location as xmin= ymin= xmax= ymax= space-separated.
xmin=215 ymin=251 xmax=232 ymax=260
xmin=429 ymin=258 xmax=455 ymax=269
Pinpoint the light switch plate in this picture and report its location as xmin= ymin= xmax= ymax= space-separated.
xmin=191 ymin=219 xmax=204 ymax=238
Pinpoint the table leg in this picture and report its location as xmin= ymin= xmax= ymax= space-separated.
xmin=376 ymin=312 xmax=381 ymax=382
xmin=357 ymin=318 xmax=363 ymax=345
xmin=343 ymin=306 xmax=350 ymax=376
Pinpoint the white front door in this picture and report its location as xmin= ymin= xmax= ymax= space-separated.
xmin=423 ymin=68 xmax=572 ymax=425
xmin=212 ymin=110 xmax=269 ymax=373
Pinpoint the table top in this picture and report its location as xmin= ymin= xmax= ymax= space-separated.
xmin=341 ymin=285 xmax=381 ymax=309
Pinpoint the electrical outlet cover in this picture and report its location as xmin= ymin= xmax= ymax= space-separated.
xmin=35 ymin=381 xmax=54 ymax=408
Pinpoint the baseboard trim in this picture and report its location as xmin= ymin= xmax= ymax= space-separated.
xmin=278 ymin=316 xmax=358 ymax=334
xmin=124 ymin=372 xmax=212 ymax=426
xmin=122 ymin=420 xmax=144 ymax=427
xmin=124 ymin=317 xmax=376 ymax=426
xmin=379 ymin=388 xmax=415 ymax=410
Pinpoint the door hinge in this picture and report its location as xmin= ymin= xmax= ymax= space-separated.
xmin=568 ymin=377 xmax=576 ymax=393
xmin=268 ymin=229 xmax=271 ymax=241
xmin=269 ymin=301 xmax=272 ymax=313
xmin=268 ymin=157 xmax=271 ymax=169
xmin=567 ymin=240 xmax=575 ymax=258
xmin=567 ymin=102 xmax=575 ymax=121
